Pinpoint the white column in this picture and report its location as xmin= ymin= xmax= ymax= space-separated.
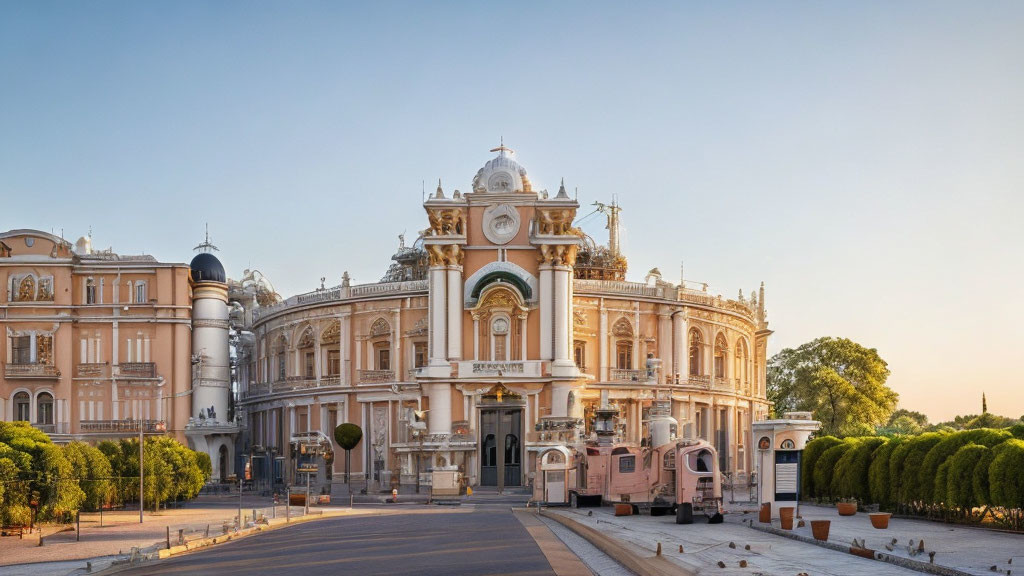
xmin=551 ymin=382 xmax=571 ymax=417
xmin=519 ymin=315 xmax=527 ymax=361
xmin=340 ymin=314 xmax=350 ymax=385
xmin=446 ymin=267 xmax=462 ymax=360
xmin=538 ymin=265 xmax=552 ymax=361
xmin=112 ymin=382 xmax=119 ymax=419
xmin=658 ymin=312 xmax=672 ymax=382
xmin=355 ymin=339 xmax=362 ymax=372
xmin=599 ymin=307 xmax=608 ymax=382
xmin=553 ymin=267 xmax=571 ymax=365
xmin=427 ymin=383 xmax=451 ymax=435
xmin=472 ymin=315 xmax=480 ymax=360
xmin=29 ymin=332 xmax=37 ymax=362
xmin=391 ymin=308 xmax=401 ymax=375
xmin=673 ymin=312 xmax=686 ymax=382
xmin=429 ymin=267 xmax=447 ymax=365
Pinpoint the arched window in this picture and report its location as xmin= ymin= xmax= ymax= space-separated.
xmin=735 ymin=339 xmax=749 ymax=385
xmin=688 ymin=329 xmax=703 ymax=376
xmin=14 ymin=392 xmax=30 ymax=421
xmin=86 ymin=278 xmax=96 ymax=304
xmin=369 ymin=318 xmax=391 ymax=370
xmin=273 ymin=335 xmax=287 ymax=381
xmin=297 ymin=327 xmax=315 ymax=378
xmin=36 ymin=392 xmax=54 ymax=425
xmin=714 ymin=334 xmax=728 ymax=379
xmin=613 ymin=318 xmax=633 ymax=370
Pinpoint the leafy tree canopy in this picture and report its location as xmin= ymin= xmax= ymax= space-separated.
xmin=334 ymin=423 xmax=363 ymax=451
xmin=768 ymin=337 xmax=897 ymax=436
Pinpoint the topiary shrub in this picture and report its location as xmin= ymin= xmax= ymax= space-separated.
xmin=831 ymin=436 xmax=885 ymax=503
xmin=813 ymin=440 xmax=855 ymax=502
xmin=918 ymin=429 xmax=1012 ymax=504
xmin=890 ymin=432 xmax=946 ymax=509
xmin=1008 ymin=423 xmax=1024 ymax=440
xmin=801 ymin=436 xmax=841 ymax=498
xmin=944 ymin=443 xmax=989 ymax=513
xmin=868 ymin=436 xmax=903 ymax=508
xmin=988 ymin=439 xmax=1024 ymax=530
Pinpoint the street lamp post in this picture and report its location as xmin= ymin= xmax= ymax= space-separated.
xmin=139 ymin=425 xmax=144 ymax=523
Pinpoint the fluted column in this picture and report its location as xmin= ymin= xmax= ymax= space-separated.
xmin=427 ymin=382 xmax=451 ymax=435
xmin=538 ymin=265 xmax=552 ymax=361
xmin=599 ymin=306 xmax=608 ymax=382
xmin=657 ymin=311 xmax=672 ymax=382
xmin=446 ymin=266 xmax=462 ymax=360
xmin=553 ymin=266 xmax=571 ymax=365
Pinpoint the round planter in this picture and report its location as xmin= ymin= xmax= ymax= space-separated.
xmin=836 ymin=502 xmax=857 ymax=516
xmin=779 ymin=506 xmax=795 ymax=530
xmin=810 ymin=520 xmax=830 ymax=541
xmin=869 ymin=512 xmax=891 ymax=529
xmin=758 ymin=503 xmax=771 ymax=523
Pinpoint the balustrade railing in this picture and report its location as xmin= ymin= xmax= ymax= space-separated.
xmin=358 ymin=369 xmax=395 ymax=383
xmin=76 ymin=363 xmax=109 ymax=377
xmin=252 ymin=280 xmax=429 ymax=322
xmin=609 ymin=368 xmax=644 ymax=382
xmin=79 ymin=419 xmax=166 ymax=433
xmin=120 ymin=362 xmax=156 ymax=378
xmin=5 ymin=363 xmax=60 ymax=378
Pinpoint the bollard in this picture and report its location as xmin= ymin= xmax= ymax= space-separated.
xmin=656 ymin=542 xmax=662 ymax=556
xmin=350 ymin=494 xmax=353 ymax=508
xmin=76 ymin=511 xmax=81 ymax=542
xmin=205 ymin=524 xmax=210 ymax=538
xmin=166 ymin=526 xmax=170 ymax=549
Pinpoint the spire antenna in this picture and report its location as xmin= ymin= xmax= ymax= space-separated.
xmin=193 ymin=223 xmax=219 ymax=253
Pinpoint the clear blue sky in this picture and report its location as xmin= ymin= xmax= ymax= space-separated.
xmin=3 ymin=2 xmax=1022 ymax=422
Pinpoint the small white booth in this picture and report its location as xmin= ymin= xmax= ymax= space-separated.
xmin=752 ymin=412 xmax=820 ymax=520
xmin=534 ymin=446 xmax=575 ymax=505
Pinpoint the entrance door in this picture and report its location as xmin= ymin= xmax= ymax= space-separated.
xmin=479 ymin=408 xmax=522 ymax=488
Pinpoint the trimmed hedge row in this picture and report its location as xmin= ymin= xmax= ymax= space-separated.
xmin=802 ymin=429 xmax=1024 ymax=529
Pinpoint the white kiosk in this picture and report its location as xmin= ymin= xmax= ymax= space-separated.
xmin=752 ymin=412 xmax=820 ymax=520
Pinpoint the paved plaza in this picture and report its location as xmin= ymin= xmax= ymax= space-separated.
xmin=547 ymin=504 xmax=1024 ymax=576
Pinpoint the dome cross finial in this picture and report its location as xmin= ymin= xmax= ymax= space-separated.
xmin=489 ymin=136 xmax=513 ymax=156
xmin=193 ymin=223 xmax=219 ymax=253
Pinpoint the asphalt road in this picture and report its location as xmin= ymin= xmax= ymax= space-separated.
xmin=120 ymin=506 xmax=559 ymax=576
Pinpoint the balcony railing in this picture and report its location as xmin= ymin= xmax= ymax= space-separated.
xmin=320 ymin=375 xmax=341 ymax=387
xmin=76 ymin=363 xmax=109 ymax=377
xmin=5 ymin=363 xmax=60 ymax=379
xmin=33 ymin=422 xmax=70 ymax=434
xmin=79 ymin=419 xmax=166 ymax=433
xmin=609 ymin=368 xmax=644 ymax=382
xmin=358 ymin=369 xmax=394 ymax=383
xmin=275 ymin=377 xmax=317 ymax=392
xmin=120 ymin=362 xmax=156 ymax=378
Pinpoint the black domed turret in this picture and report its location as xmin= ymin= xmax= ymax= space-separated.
xmin=190 ymin=252 xmax=226 ymax=284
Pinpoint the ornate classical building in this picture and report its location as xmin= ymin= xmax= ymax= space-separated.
xmin=238 ymin=145 xmax=772 ymax=491
xmin=0 ymin=230 xmax=193 ymax=442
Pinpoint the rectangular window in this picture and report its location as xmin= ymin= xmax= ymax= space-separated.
xmin=135 ymin=282 xmax=147 ymax=303
xmin=574 ymin=341 xmax=586 ymax=370
xmin=327 ymin=350 xmax=341 ymax=376
xmin=616 ymin=342 xmax=632 ymax=370
xmin=413 ymin=342 xmax=427 ymax=368
xmin=277 ymin=352 xmax=286 ymax=380
xmin=377 ymin=347 xmax=390 ymax=371
xmin=86 ymin=281 xmax=96 ymax=304
xmin=304 ymin=352 xmax=315 ymax=378
xmin=618 ymin=455 xmax=636 ymax=473
xmin=12 ymin=336 xmax=32 ymax=364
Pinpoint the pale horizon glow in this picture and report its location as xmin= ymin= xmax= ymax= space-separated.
xmin=2 ymin=2 xmax=1022 ymax=422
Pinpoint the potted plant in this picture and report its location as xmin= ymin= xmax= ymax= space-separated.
xmin=869 ymin=512 xmax=892 ymax=529
xmin=810 ymin=519 xmax=831 ymax=541
xmin=779 ymin=506 xmax=795 ymax=530
xmin=836 ymin=498 xmax=857 ymax=516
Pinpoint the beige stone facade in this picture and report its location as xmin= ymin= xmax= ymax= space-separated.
xmin=0 ymin=230 xmax=193 ymax=442
xmin=238 ymin=146 xmax=772 ymax=490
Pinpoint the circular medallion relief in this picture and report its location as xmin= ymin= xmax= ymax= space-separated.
xmin=482 ymin=203 xmax=521 ymax=245
xmin=491 ymin=317 xmax=509 ymax=334
xmin=487 ymin=171 xmax=514 ymax=192
xmin=780 ymin=439 xmax=795 ymax=450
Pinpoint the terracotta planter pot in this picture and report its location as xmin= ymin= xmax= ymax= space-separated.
xmin=869 ymin=512 xmax=891 ymax=529
xmin=758 ymin=503 xmax=771 ymax=523
xmin=837 ymin=502 xmax=857 ymax=516
xmin=779 ymin=506 xmax=795 ymax=530
xmin=810 ymin=520 xmax=830 ymax=541
xmin=850 ymin=547 xmax=876 ymax=559
xmin=614 ymin=503 xmax=633 ymax=517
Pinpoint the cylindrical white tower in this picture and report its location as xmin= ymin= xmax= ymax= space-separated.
xmin=189 ymin=252 xmax=231 ymax=423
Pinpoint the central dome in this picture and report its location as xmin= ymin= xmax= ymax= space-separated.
xmin=190 ymin=252 xmax=226 ymax=284
xmin=471 ymin=145 xmax=533 ymax=194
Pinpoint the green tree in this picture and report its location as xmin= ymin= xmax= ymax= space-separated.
xmin=918 ymin=429 xmax=1011 ymax=504
xmin=334 ymin=423 xmax=363 ymax=485
xmin=890 ymin=432 xmax=945 ymax=508
xmin=813 ymin=440 xmax=855 ymax=501
xmin=63 ymin=442 xmax=113 ymax=512
xmin=831 ymin=436 xmax=885 ymax=502
xmin=801 ymin=436 xmax=841 ymax=498
xmin=944 ymin=444 xmax=989 ymax=512
xmin=868 ymin=436 xmax=904 ymax=508
xmin=988 ymin=439 xmax=1024 ymax=530
xmin=767 ymin=337 xmax=897 ymax=436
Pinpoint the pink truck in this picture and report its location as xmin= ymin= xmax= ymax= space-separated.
xmin=566 ymin=405 xmax=724 ymax=524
